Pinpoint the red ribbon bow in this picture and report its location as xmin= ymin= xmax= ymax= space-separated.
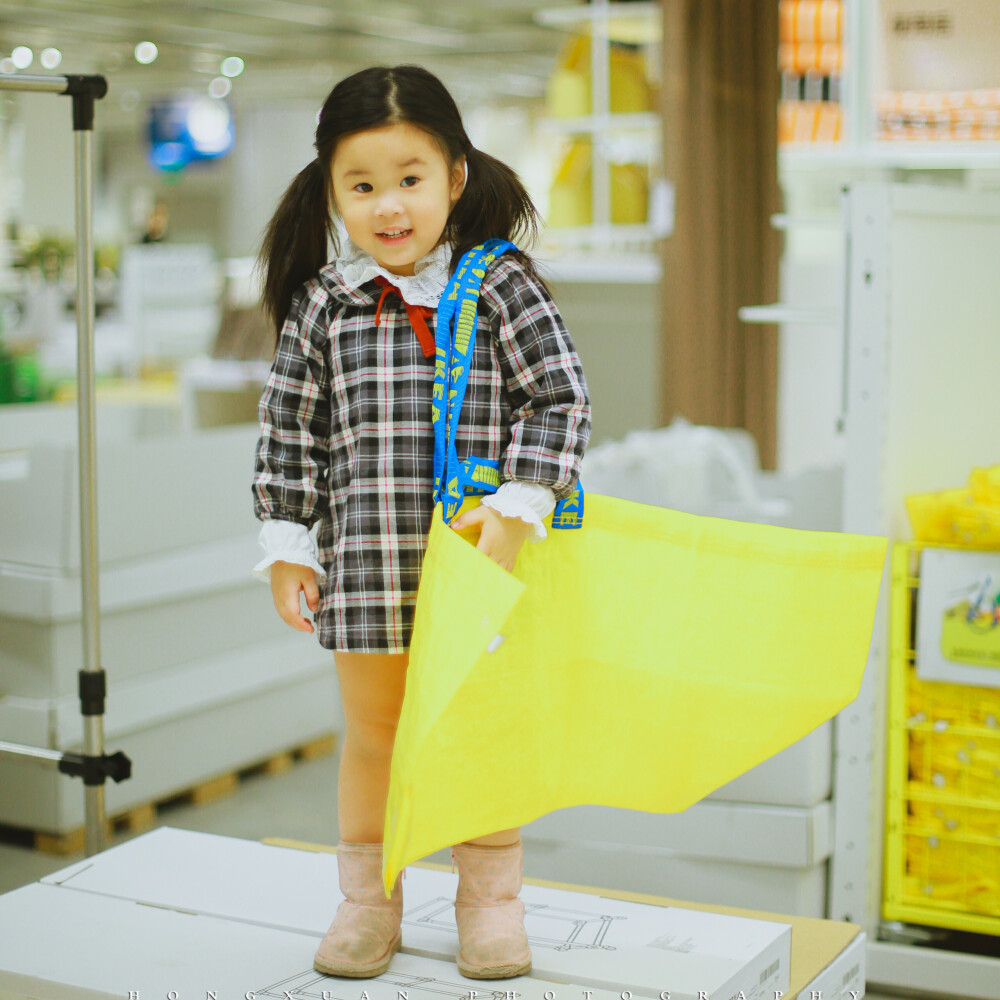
xmin=373 ymin=275 xmax=436 ymax=358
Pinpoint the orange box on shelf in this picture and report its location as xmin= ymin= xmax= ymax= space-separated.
xmin=779 ymin=100 xmax=842 ymax=144
xmin=779 ymin=41 xmax=843 ymax=74
xmin=779 ymin=0 xmax=843 ymax=44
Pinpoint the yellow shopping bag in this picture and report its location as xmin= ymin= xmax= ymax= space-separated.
xmin=381 ymin=492 xmax=887 ymax=895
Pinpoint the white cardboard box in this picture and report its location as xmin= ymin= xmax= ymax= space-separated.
xmin=0 ymin=827 xmax=792 ymax=1000
xmin=521 ymin=833 xmax=827 ymax=921
xmin=800 ymin=929 xmax=866 ymax=1000
xmin=0 ymin=883 xmax=629 ymax=1000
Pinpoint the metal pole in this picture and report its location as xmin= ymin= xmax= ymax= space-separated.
xmin=73 ymin=123 xmax=106 ymax=856
xmin=592 ymin=0 xmax=612 ymax=242
xmin=0 ymin=741 xmax=65 ymax=770
xmin=0 ymin=73 xmax=68 ymax=94
xmin=0 ymin=73 xmax=127 ymax=855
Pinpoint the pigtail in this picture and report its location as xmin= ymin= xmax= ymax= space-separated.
xmin=257 ymin=158 xmax=334 ymax=343
xmin=447 ymin=146 xmax=543 ymax=282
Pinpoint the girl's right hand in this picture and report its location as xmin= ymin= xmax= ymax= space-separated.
xmin=269 ymin=561 xmax=320 ymax=633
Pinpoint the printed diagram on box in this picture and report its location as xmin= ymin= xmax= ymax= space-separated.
xmin=255 ymin=969 xmax=509 ymax=1000
xmin=403 ymin=897 xmax=624 ymax=951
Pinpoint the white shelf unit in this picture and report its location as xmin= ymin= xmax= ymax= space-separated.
xmin=837 ymin=181 xmax=1000 ymax=997
xmin=782 ymin=0 xmax=1000 ymax=169
xmin=534 ymin=0 xmax=661 ymax=42
xmin=771 ymin=16 xmax=1000 ymax=989
xmin=534 ymin=0 xmax=666 ymax=253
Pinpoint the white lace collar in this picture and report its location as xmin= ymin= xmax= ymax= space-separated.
xmin=332 ymin=237 xmax=452 ymax=308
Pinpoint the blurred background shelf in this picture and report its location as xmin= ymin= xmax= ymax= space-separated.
xmin=534 ymin=1 xmax=662 ymax=45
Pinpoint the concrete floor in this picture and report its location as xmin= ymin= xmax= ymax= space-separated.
xmin=0 ymin=743 xmax=931 ymax=1000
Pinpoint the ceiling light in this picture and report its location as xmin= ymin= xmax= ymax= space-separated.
xmin=208 ymin=76 xmax=231 ymax=99
xmin=0 ymin=58 xmax=15 ymax=75
xmin=11 ymin=46 xmax=33 ymax=69
xmin=187 ymin=97 xmax=233 ymax=154
xmin=135 ymin=41 xmax=158 ymax=65
xmin=40 ymin=48 xmax=62 ymax=70
xmin=220 ymin=56 xmax=244 ymax=78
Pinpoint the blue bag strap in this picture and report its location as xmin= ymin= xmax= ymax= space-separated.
xmin=433 ymin=240 xmax=513 ymax=521
xmin=432 ymin=240 xmax=584 ymax=529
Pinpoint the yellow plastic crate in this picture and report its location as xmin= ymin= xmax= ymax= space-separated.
xmin=884 ymin=543 xmax=1000 ymax=935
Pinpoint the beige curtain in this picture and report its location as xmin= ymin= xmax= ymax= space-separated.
xmin=660 ymin=0 xmax=781 ymax=469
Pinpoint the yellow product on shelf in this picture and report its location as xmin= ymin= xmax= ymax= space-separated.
xmin=908 ymin=733 xmax=1000 ymax=796
xmin=904 ymin=834 xmax=999 ymax=912
xmin=547 ymin=34 xmax=590 ymax=118
xmin=910 ymin=794 xmax=1000 ymax=838
xmin=907 ymin=667 xmax=1000 ymax=730
xmin=906 ymin=488 xmax=973 ymax=544
xmin=609 ymin=43 xmax=652 ymax=115
xmin=971 ymin=465 xmax=1000 ymax=504
xmin=546 ymin=33 xmax=652 ymax=119
xmin=548 ymin=145 xmax=649 ymax=228
xmin=611 ymin=161 xmax=648 ymax=225
xmin=953 ymin=497 xmax=1000 ymax=548
xmin=884 ymin=542 xmax=1000 ymax=936
xmin=548 ymin=141 xmax=593 ymax=227
xmin=906 ymin=464 xmax=1000 ymax=547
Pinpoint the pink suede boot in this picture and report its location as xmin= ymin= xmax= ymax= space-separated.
xmin=313 ymin=841 xmax=403 ymax=978
xmin=450 ymin=838 xmax=532 ymax=979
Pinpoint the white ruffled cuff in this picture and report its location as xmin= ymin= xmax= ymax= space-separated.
xmin=252 ymin=519 xmax=327 ymax=582
xmin=480 ymin=481 xmax=557 ymax=543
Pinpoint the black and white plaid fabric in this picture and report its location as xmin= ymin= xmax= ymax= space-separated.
xmin=252 ymin=254 xmax=592 ymax=653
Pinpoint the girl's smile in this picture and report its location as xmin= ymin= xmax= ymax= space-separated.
xmin=375 ymin=228 xmax=413 ymax=246
xmin=330 ymin=121 xmax=465 ymax=276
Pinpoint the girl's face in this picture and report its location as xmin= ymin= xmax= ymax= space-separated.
xmin=330 ymin=121 xmax=465 ymax=277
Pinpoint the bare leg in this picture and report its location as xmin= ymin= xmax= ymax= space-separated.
xmin=333 ymin=650 xmax=409 ymax=843
xmin=333 ymin=649 xmax=519 ymax=848
xmin=464 ymin=828 xmax=521 ymax=846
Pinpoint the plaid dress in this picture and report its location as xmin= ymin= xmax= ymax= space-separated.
xmin=252 ymin=253 xmax=592 ymax=653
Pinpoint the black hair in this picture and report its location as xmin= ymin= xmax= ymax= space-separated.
xmin=258 ymin=64 xmax=543 ymax=337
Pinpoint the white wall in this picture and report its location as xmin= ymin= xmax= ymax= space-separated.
xmin=224 ymin=101 xmax=318 ymax=260
xmin=8 ymin=92 xmax=76 ymax=235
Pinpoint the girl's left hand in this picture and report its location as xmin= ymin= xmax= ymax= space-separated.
xmin=451 ymin=505 xmax=534 ymax=573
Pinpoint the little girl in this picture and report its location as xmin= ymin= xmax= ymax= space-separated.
xmin=251 ymin=64 xmax=591 ymax=981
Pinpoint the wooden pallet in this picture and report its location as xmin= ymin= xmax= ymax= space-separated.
xmin=1 ymin=733 xmax=338 ymax=856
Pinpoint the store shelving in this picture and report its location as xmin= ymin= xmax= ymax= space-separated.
xmin=534 ymin=0 xmax=661 ymax=45
xmin=538 ymin=110 xmax=660 ymax=135
xmin=884 ymin=543 xmax=1000 ymax=941
xmin=781 ymin=0 xmax=1000 ymax=169
xmin=534 ymin=0 xmax=666 ymax=257
xmin=837 ymin=181 xmax=1000 ymax=996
